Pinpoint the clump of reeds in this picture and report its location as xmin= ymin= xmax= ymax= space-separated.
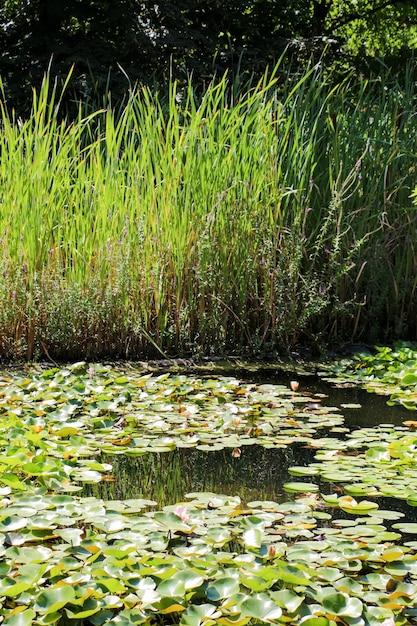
xmin=0 ymin=61 xmax=416 ymax=361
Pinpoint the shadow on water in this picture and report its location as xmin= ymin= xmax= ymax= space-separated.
xmin=83 ymin=370 xmax=417 ymax=524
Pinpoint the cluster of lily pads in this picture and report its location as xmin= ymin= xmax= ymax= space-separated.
xmin=0 ymin=362 xmax=344 ymax=492
xmin=0 ymin=490 xmax=416 ymax=626
xmin=0 ymin=361 xmax=416 ymax=624
xmin=289 ymin=422 xmax=417 ymax=503
xmin=321 ymin=342 xmax=417 ymax=411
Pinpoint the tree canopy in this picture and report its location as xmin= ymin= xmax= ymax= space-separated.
xmin=1 ymin=0 xmax=416 ymax=111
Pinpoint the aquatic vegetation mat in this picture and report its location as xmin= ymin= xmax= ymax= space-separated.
xmin=321 ymin=342 xmax=417 ymax=411
xmin=0 ymin=362 xmax=344 ymax=492
xmin=0 ymin=362 xmax=416 ymax=624
xmin=0 ymin=491 xmax=416 ymax=625
xmin=294 ymin=424 xmax=417 ymax=503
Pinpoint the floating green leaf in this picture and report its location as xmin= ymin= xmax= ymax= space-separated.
xmin=34 ymin=585 xmax=77 ymax=614
xmin=181 ymin=603 xmax=220 ymax=626
xmin=240 ymin=593 xmax=283 ymax=621
xmin=206 ymin=577 xmax=240 ymax=600
xmin=3 ymin=609 xmax=37 ymax=626
xmin=284 ymin=482 xmax=319 ymax=493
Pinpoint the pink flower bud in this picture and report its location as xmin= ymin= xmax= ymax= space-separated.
xmin=267 ymin=545 xmax=276 ymax=560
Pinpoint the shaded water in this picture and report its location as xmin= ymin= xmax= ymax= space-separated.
xmin=85 ymin=444 xmax=315 ymax=506
xmin=84 ymin=371 xmax=416 ymax=521
xmin=244 ymin=367 xmax=409 ymax=428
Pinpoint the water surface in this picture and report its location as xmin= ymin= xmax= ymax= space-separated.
xmin=85 ymin=371 xmax=414 ymax=515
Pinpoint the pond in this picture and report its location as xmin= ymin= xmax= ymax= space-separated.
xmin=2 ymin=361 xmax=417 ymax=625
xmin=82 ymin=369 xmax=417 ymax=523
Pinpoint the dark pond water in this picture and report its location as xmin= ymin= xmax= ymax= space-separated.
xmin=83 ymin=370 xmax=417 ymax=527
xmin=249 ymin=367 xmax=409 ymax=428
xmin=85 ymin=444 xmax=315 ymax=506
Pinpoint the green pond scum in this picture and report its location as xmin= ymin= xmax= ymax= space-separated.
xmin=0 ymin=358 xmax=415 ymax=623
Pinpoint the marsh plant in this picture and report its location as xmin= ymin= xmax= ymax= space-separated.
xmin=0 ymin=61 xmax=416 ymax=361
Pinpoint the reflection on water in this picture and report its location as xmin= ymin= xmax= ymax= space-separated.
xmin=83 ymin=371 xmax=416 ymax=523
xmin=83 ymin=443 xmax=316 ymax=507
xmin=83 ymin=441 xmax=417 ymax=527
xmin=307 ymin=380 xmax=409 ymax=428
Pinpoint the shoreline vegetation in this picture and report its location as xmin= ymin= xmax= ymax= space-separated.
xmin=0 ymin=61 xmax=416 ymax=362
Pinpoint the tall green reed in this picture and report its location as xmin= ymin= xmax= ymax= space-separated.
xmin=0 ymin=61 xmax=415 ymax=361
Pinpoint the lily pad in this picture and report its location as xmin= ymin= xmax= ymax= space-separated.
xmin=284 ymin=482 xmax=319 ymax=493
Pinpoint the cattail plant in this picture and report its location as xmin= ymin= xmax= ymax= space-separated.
xmin=0 ymin=60 xmax=416 ymax=361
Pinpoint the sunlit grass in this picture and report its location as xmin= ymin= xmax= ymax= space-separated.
xmin=0 ymin=61 xmax=416 ymax=360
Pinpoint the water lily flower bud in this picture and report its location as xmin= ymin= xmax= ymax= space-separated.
xmin=290 ymin=380 xmax=299 ymax=391
xmin=233 ymin=415 xmax=241 ymax=427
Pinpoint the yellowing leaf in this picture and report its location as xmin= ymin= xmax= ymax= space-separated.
xmin=381 ymin=549 xmax=405 ymax=562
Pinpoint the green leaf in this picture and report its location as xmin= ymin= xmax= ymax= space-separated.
xmin=240 ymin=575 xmax=272 ymax=592
xmin=316 ymin=567 xmax=343 ymax=582
xmin=240 ymin=593 xmax=283 ymax=621
xmin=3 ymin=609 xmax=37 ymax=626
xmin=365 ymin=447 xmax=390 ymax=461
xmin=157 ymin=574 xmax=186 ymax=598
xmin=154 ymin=511 xmax=192 ymax=532
xmin=181 ymin=603 xmax=220 ymax=626
xmin=65 ymin=599 xmax=102 ymax=619
xmin=206 ymin=577 xmax=240 ymax=600
xmin=338 ymin=497 xmax=379 ymax=514
xmin=174 ymin=569 xmax=205 ymax=590
xmin=242 ymin=528 xmax=263 ymax=549
xmin=320 ymin=591 xmax=363 ymax=617
xmin=0 ymin=580 xmax=31 ymax=598
xmin=401 ymin=373 xmax=417 ymax=385
xmin=34 ymin=585 xmax=76 ymax=614
xmin=392 ymin=522 xmax=417 ymax=533
xmin=96 ymin=578 xmax=126 ymax=594
xmin=271 ymin=563 xmax=313 ymax=587
xmin=0 ymin=474 xmax=26 ymax=490
xmin=269 ymin=589 xmax=304 ymax=612
xmin=283 ymin=482 xmax=319 ymax=493
xmin=15 ymin=563 xmax=47 ymax=586
xmin=0 ymin=516 xmax=28 ymax=531
xmin=288 ymin=466 xmax=319 ymax=477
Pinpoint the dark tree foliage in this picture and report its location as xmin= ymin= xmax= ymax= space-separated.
xmin=0 ymin=0 xmax=416 ymax=114
xmin=0 ymin=0 xmax=159 ymax=112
